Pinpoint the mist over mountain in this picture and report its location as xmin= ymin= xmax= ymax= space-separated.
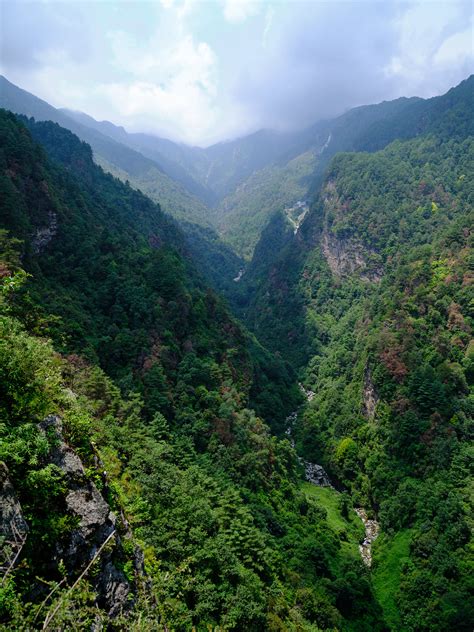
xmin=1 ymin=1 xmax=472 ymax=144
xmin=3 ymin=74 xmax=472 ymax=260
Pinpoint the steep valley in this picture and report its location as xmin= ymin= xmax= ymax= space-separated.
xmin=0 ymin=74 xmax=473 ymax=631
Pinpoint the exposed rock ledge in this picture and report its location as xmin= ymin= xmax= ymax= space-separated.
xmin=38 ymin=415 xmax=131 ymax=617
xmin=354 ymin=508 xmax=380 ymax=567
xmin=304 ymin=462 xmax=333 ymax=488
xmin=32 ymin=211 xmax=58 ymax=254
xmin=362 ymin=366 xmax=379 ymax=419
xmin=320 ymin=180 xmax=383 ymax=283
xmin=321 ymin=229 xmax=383 ymax=283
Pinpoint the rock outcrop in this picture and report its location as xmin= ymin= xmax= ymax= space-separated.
xmin=321 ymin=181 xmax=383 ymax=283
xmin=362 ymin=366 xmax=379 ymax=419
xmin=38 ymin=416 xmax=131 ymax=617
xmin=32 ymin=211 xmax=58 ymax=253
xmin=354 ymin=508 xmax=380 ymax=567
xmin=0 ymin=462 xmax=29 ymax=577
xmin=304 ymin=462 xmax=334 ymax=488
xmin=321 ymin=230 xmax=383 ymax=283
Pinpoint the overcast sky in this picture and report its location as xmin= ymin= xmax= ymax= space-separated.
xmin=1 ymin=0 xmax=472 ymax=145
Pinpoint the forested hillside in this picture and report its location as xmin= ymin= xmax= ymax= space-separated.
xmin=237 ymin=78 xmax=473 ymax=631
xmin=0 ymin=76 xmax=211 ymax=227
xmin=0 ymin=111 xmax=387 ymax=630
xmin=0 ymin=73 xmax=472 ymax=632
xmin=3 ymin=75 xmax=471 ymax=264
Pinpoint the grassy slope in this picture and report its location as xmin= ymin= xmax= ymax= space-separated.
xmin=303 ymin=484 xmax=414 ymax=631
xmin=372 ymin=530 xmax=413 ymax=631
xmin=302 ymin=483 xmax=365 ymax=559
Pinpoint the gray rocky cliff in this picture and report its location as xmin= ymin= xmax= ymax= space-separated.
xmin=321 ymin=181 xmax=383 ymax=283
xmin=32 ymin=211 xmax=58 ymax=254
xmin=321 ymin=230 xmax=383 ymax=283
xmin=38 ymin=415 xmax=132 ymax=617
xmin=304 ymin=462 xmax=333 ymax=488
xmin=362 ymin=366 xmax=379 ymax=419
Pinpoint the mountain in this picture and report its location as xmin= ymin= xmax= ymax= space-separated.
xmin=212 ymin=149 xmax=315 ymax=259
xmin=0 ymin=76 xmax=250 ymax=295
xmin=219 ymin=75 xmax=473 ymax=259
xmin=61 ymin=108 xmax=311 ymax=202
xmin=354 ymin=74 xmax=474 ymax=150
xmin=0 ymin=75 xmax=211 ymax=226
xmin=1 ymin=72 xmax=472 ymax=631
xmin=238 ymin=76 xmax=474 ymax=365
xmin=236 ymin=75 xmax=474 ymax=631
xmin=61 ymin=108 xmax=217 ymax=206
xmin=212 ymin=96 xmax=423 ymax=257
xmin=211 ymin=79 xmax=472 ymax=259
xmin=3 ymin=75 xmax=471 ymax=263
xmin=1 ymin=110 xmax=389 ymax=630
xmin=1 ymin=109 xmax=299 ymax=421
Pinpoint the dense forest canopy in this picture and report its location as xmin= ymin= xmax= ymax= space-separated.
xmin=0 ymin=73 xmax=473 ymax=632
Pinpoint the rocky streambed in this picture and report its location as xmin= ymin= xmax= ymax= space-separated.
xmin=286 ymin=395 xmax=380 ymax=567
xmin=305 ymin=458 xmax=379 ymax=567
xmin=354 ymin=508 xmax=380 ymax=566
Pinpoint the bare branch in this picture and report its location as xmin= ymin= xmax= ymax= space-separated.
xmin=1 ymin=518 xmax=28 ymax=585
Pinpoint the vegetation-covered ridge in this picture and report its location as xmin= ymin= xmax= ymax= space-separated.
xmin=1 ymin=110 xmax=384 ymax=630
xmin=0 ymin=73 xmax=472 ymax=632
xmin=3 ymin=75 xmax=472 ymax=263
xmin=238 ymin=84 xmax=473 ymax=630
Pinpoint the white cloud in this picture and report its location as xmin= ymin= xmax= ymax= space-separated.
xmin=223 ymin=0 xmax=260 ymax=24
xmin=98 ymin=31 xmax=219 ymax=143
xmin=262 ymin=6 xmax=274 ymax=48
xmin=1 ymin=0 xmax=472 ymax=144
xmin=433 ymin=22 xmax=474 ymax=65
xmin=384 ymin=1 xmax=473 ymax=91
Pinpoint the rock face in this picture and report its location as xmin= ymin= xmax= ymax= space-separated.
xmin=32 ymin=211 xmax=58 ymax=253
xmin=0 ymin=462 xmax=29 ymax=576
xmin=321 ymin=230 xmax=383 ymax=283
xmin=304 ymin=462 xmax=333 ymax=488
xmin=362 ymin=366 xmax=379 ymax=419
xmin=321 ymin=181 xmax=383 ymax=283
xmin=38 ymin=416 xmax=131 ymax=617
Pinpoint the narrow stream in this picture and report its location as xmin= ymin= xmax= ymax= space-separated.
xmin=287 ymin=387 xmax=380 ymax=567
xmin=354 ymin=508 xmax=380 ymax=567
xmin=233 ymin=268 xmax=244 ymax=282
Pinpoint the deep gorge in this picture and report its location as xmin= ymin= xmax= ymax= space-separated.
xmin=0 ymin=74 xmax=472 ymax=631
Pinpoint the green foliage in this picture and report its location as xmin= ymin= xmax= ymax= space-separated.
xmin=221 ymin=74 xmax=474 ymax=632
xmin=372 ymin=530 xmax=413 ymax=629
xmin=0 ymin=110 xmax=381 ymax=630
xmin=1 ymin=76 xmax=472 ymax=631
xmin=247 ymin=116 xmax=473 ymax=629
xmin=215 ymin=151 xmax=316 ymax=260
xmin=0 ymin=315 xmax=62 ymax=424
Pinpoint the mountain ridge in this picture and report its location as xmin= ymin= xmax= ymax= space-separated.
xmin=0 ymin=70 xmax=472 ymax=631
xmin=0 ymin=75 xmax=212 ymax=226
xmin=2 ymin=74 xmax=472 ymax=260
